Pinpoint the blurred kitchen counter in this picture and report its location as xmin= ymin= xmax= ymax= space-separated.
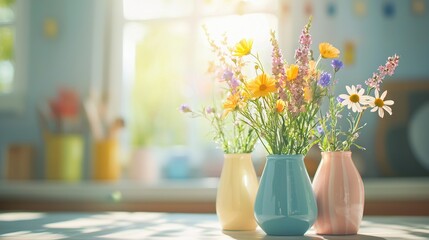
xmin=0 ymin=177 xmax=428 ymax=215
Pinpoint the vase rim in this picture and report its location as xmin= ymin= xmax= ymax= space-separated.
xmin=266 ymin=154 xmax=304 ymax=160
xmin=321 ymin=151 xmax=352 ymax=154
xmin=223 ymin=153 xmax=252 ymax=156
xmin=267 ymin=154 xmax=304 ymax=157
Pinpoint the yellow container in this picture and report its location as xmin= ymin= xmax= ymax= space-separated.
xmin=93 ymin=138 xmax=120 ymax=181
xmin=45 ymin=133 xmax=83 ymax=181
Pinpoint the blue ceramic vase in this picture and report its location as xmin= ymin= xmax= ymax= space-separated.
xmin=254 ymin=154 xmax=317 ymax=236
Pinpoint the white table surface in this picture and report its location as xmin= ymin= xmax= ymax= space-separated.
xmin=0 ymin=212 xmax=428 ymax=240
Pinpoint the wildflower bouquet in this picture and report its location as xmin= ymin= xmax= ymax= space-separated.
xmin=317 ymin=54 xmax=400 ymax=151
xmin=212 ymin=19 xmax=339 ymax=155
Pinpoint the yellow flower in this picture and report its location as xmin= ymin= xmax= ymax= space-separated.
xmin=319 ymin=42 xmax=340 ymax=59
xmin=222 ymin=93 xmax=246 ymax=118
xmin=286 ymin=64 xmax=299 ymax=81
xmin=233 ymin=39 xmax=253 ymax=57
xmin=276 ymin=99 xmax=285 ymax=113
xmin=304 ymin=86 xmax=312 ymax=102
xmin=247 ymin=74 xmax=277 ymax=98
xmin=223 ymin=93 xmax=240 ymax=113
xmin=305 ymin=60 xmax=318 ymax=82
xmin=240 ymin=89 xmax=251 ymax=102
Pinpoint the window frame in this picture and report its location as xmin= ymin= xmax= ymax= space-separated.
xmin=0 ymin=0 xmax=29 ymax=113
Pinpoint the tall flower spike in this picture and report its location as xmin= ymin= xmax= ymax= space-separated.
xmin=288 ymin=18 xmax=312 ymax=113
xmin=270 ymin=31 xmax=287 ymax=100
xmin=365 ymin=55 xmax=400 ymax=90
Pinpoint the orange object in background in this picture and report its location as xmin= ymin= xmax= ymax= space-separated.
xmin=93 ymin=138 xmax=120 ymax=181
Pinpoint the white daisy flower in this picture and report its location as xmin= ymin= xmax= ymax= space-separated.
xmin=368 ymin=89 xmax=394 ymax=118
xmin=339 ymin=85 xmax=372 ymax=112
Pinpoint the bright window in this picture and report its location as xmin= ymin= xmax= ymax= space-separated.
xmin=0 ymin=0 xmax=28 ymax=112
xmin=0 ymin=0 xmax=16 ymax=94
xmin=120 ymin=0 xmax=278 ymax=174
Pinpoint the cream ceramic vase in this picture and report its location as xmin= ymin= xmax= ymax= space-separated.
xmin=312 ymin=151 xmax=365 ymax=235
xmin=216 ymin=153 xmax=259 ymax=230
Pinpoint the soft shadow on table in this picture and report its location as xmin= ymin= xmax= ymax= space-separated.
xmin=361 ymin=217 xmax=429 ymax=240
xmin=317 ymin=234 xmax=386 ymax=240
xmin=223 ymin=230 xmax=323 ymax=240
xmin=223 ymin=231 xmax=387 ymax=240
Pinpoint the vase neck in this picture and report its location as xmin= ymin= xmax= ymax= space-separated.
xmin=224 ymin=153 xmax=252 ymax=161
xmin=267 ymin=154 xmax=304 ymax=161
xmin=321 ymin=151 xmax=352 ymax=161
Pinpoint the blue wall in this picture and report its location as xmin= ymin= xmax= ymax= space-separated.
xmin=0 ymin=0 xmax=97 ymax=179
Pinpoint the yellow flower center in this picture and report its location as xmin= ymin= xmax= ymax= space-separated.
xmin=374 ymin=98 xmax=384 ymax=107
xmin=259 ymin=84 xmax=267 ymax=91
xmin=349 ymin=94 xmax=360 ymax=103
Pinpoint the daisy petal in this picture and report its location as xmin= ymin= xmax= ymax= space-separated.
xmin=346 ymin=86 xmax=352 ymax=94
xmin=356 ymin=104 xmax=362 ymax=112
xmin=358 ymin=88 xmax=365 ymax=96
xmin=375 ymin=89 xmax=380 ymax=99
xmin=371 ymin=106 xmax=378 ymax=112
xmin=350 ymin=103 xmax=355 ymax=112
xmin=384 ymin=106 xmax=392 ymax=115
xmin=339 ymin=94 xmax=349 ymax=100
xmin=380 ymin=90 xmax=387 ymax=100
xmin=362 ymin=95 xmax=373 ymax=104
xmin=384 ymin=100 xmax=394 ymax=105
xmin=342 ymin=99 xmax=350 ymax=106
xmin=378 ymin=107 xmax=384 ymax=118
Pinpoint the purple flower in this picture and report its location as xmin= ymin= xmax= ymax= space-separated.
xmin=206 ymin=107 xmax=215 ymax=114
xmin=300 ymin=33 xmax=312 ymax=46
xmin=230 ymin=77 xmax=240 ymax=91
xmin=331 ymin=59 xmax=343 ymax=72
xmin=337 ymin=96 xmax=344 ymax=103
xmin=356 ymin=84 xmax=362 ymax=90
xmin=222 ymin=70 xmax=233 ymax=81
xmin=317 ymin=125 xmax=324 ymax=134
xmin=318 ymin=72 xmax=332 ymax=87
xmin=180 ymin=104 xmax=192 ymax=113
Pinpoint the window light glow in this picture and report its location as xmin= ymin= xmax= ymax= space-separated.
xmin=0 ymin=212 xmax=44 ymax=221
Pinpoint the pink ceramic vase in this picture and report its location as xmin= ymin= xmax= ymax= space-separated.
xmin=312 ymin=151 xmax=364 ymax=235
